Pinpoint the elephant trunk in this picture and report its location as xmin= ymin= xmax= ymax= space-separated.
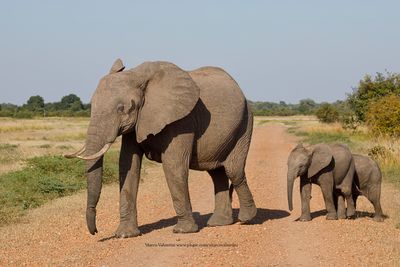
xmin=84 ymin=124 xmax=108 ymax=235
xmin=287 ymin=170 xmax=296 ymax=212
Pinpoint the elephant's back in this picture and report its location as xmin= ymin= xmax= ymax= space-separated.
xmin=353 ymin=154 xmax=381 ymax=189
xmin=188 ymin=67 xmax=249 ymax=168
xmin=189 ymin=66 xmax=246 ymax=107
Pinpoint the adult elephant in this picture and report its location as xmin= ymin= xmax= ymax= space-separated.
xmin=287 ymin=143 xmax=356 ymax=221
xmin=66 ymin=59 xmax=256 ymax=238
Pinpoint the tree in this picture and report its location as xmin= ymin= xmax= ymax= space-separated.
xmin=315 ymin=103 xmax=339 ymax=123
xmin=347 ymin=72 xmax=400 ymax=121
xmin=297 ymin=98 xmax=317 ymax=115
xmin=70 ymin=100 xmax=83 ymax=111
xmin=25 ymin=95 xmax=44 ymax=112
xmin=60 ymin=94 xmax=83 ymax=110
xmin=366 ymin=94 xmax=400 ymax=137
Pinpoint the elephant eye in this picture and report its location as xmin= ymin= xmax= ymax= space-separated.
xmin=117 ymin=104 xmax=124 ymax=114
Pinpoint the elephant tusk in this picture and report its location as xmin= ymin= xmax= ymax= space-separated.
xmin=76 ymin=143 xmax=112 ymax=160
xmin=63 ymin=145 xmax=86 ymax=158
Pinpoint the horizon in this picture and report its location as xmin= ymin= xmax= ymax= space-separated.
xmin=1 ymin=1 xmax=400 ymax=105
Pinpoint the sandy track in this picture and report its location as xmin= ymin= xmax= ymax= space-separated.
xmin=1 ymin=123 xmax=399 ymax=266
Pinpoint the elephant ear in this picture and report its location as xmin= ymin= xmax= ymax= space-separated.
xmin=308 ymin=144 xmax=333 ymax=178
xmin=109 ymin=58 xmax=125 ymax=74
xmin=136 ymin=62 xmax=200 ymax=143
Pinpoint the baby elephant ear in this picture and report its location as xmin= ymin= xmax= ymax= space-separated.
xmin=109 ymin=58 xmax=125 ymax=74
xmin=308 ymin=144 xmax=333 ymax=178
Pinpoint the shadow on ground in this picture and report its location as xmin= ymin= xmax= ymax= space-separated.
xmin=292 ymin=209 xmax=387 ymax=222
xmin=98 ymin=208 xmax=290 ymax=242
xmin=294 ymin=209 xmax=327 ymax=221
xmin=355 ymin=210 xmax=388 ymax=219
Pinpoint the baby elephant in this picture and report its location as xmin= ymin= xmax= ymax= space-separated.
xmin=287 ymin=143 xmax=356 ymax=221
xmin=352 ymin=154 xmax=384 ymax=222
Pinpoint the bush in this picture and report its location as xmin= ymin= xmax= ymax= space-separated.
xmin=366 ymin=94 xmax=400 ymax=137
xmin=13 ymin=111 xmax=33 ymax=119
xmin=347 ymin=72 xmax=400 ymax=121
xmin=315 ymin=103 xmax=339 ymax=123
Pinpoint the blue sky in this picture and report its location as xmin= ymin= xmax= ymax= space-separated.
xmin=1 ymin=1 xmax=400 ymax=105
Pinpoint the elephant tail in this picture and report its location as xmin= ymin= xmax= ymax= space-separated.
xmin=229 ymin=183 xmax=234 ymax=203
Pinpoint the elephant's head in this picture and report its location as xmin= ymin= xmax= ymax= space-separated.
xmin=65 ymin=59 xmax=200 ymax=234
xmin=287 ymin=143 xmax=333 ymax=211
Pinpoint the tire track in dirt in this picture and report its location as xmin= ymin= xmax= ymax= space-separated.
xmin=0 ymin=123 xmax=399 ymax=266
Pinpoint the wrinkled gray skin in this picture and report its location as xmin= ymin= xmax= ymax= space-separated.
xmin=287 ymin=143 xmax=356 ymax=221
xmin=352 ymin=154 xmax=384 ymax=222
xmin=66 ymin=59 xmax=256 ymax=237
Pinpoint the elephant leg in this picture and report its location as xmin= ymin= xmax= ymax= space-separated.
xmin=115 ymin=132 xmax=142 ymax=238
xmin=333 ymin=191 xmax=338 ymax=211
xmin=371 ymin=199 xmax=384 ymax=222
xmin=318 ymin=172 xmax=337 ymax=220
xmin=207 ymin=168 xmax=233 ymax=226
xmin=225 ymin=166 xmax=256 ymax=223
xmin=223 ymin=112 xmax=256 ymax=223
xmin=336 ymin=193 xmax=347 ymax=219
xmin=368 ymin=185 xmax=384 ymax=222
xmin=161 ymin=133 xmax=198 ymax=234
xmin=299 ymin=176 xmax=312 ymax=221
xmin=340 ymin=160 xmax=356 ymax=218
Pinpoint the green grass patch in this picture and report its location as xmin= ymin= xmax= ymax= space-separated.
xmin=38 ymin=144 xmax=52 ymax=149
xmin=0 ymin=150 xmax=120 ymax=225
xmin=381 ymin=163 xmax=400 ymax=188
xmin=56 ymin=145 xmax=73 ymax=149
xmin=0 ymin=143 xmax=20 ymax=163
xmin=258 ymin=119 xmax=299 ymax=126
xmin=287 ymin=126 xmax=370 ymax=150
xmin=0 ymin=143 xmax=18 ymax=150
xmin=292 ymin=130 xmax=352 ymax=145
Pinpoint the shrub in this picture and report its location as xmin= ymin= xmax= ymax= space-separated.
xmin=13 ymin=111 xmax=33 ymax=119
xmin=315 ymin=103 xmax=339 ymax=123
xmin=366 ymin=94 xmax=400 ymax=137
xmin=347 ymin=72 xmax=400 ymax=121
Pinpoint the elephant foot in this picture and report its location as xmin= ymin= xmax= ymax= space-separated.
xmin=337 ymin=213 xmax=347 ymax=220
xmin=238 ymin=204 xmax=257 ymax=223
xmin=299 ymin=214 xmax=311 ymax=222
xmin=326 ymin=212 xmax=338 ymax=220
xmin=115 ymin=222 xmax=141 ymax=238
xmin=373 ymin=215 xmax=384 ymax=222
xmin=346 ymin=207 xmax=356 ymax=219
xmin=346 ymin=214 xmax=356 ymax=220
xmin=207 ymin=213 xmax=233 ymax=227
xmin=173 ymin=219 xmax=199 ymax=234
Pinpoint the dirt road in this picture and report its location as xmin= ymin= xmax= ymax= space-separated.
xmin=1 ymin=123 xmax=399 ymax=266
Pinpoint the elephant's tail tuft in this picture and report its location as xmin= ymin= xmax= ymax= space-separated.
xmin=229 ymin=183 xmax=234 ymax=203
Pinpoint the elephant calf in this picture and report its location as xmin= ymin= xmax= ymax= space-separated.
xmin=352 ymin=154 xmax=384 ymax=222
xmin=287 ymin=143 xmax=356 ymax=221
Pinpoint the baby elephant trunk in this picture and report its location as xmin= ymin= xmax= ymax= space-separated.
xmin=287 ymin=171 xmax=296 ymax=211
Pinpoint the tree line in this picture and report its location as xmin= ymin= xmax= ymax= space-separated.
xmin=1 ymin=71 xmax=400 ymax=136
xmin=251 ymin=71 xmax=400 ymax=136
xmin=0 ymin=94 xmax=90 ymax=118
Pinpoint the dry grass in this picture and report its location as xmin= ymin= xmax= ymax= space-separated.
xmin=254 ymin=115 xmax=315 ymax=126
xmin=0 ymin=117 xmax=90 ymax=174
